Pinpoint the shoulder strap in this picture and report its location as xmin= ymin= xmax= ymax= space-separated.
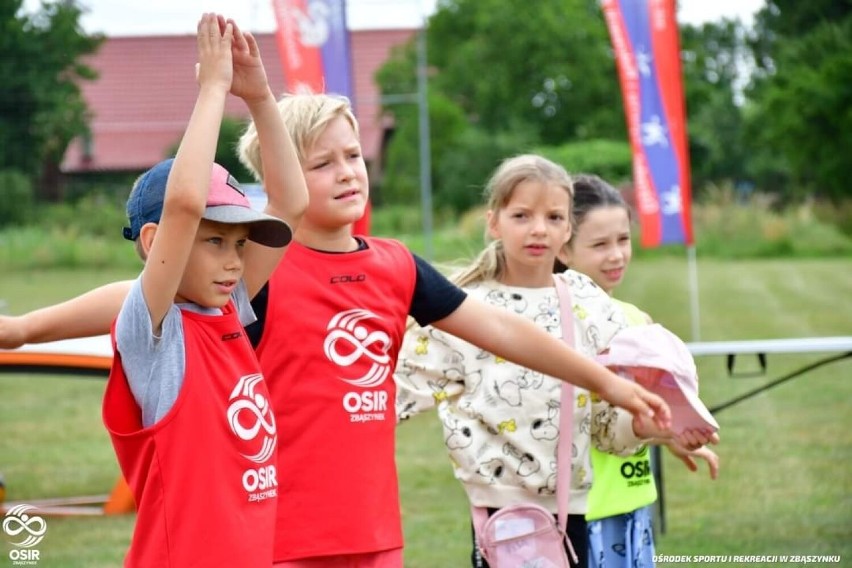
xmin=552 ymin=274 xmax=575 ymax=538
xmin=471 ymin=276 xmax=578 ymax=565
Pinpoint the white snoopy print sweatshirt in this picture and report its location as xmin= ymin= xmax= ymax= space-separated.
xmin=395 ymin=270 xmax=646 ymax=514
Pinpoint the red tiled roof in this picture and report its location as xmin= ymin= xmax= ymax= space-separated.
xmin=62 ymin=29 xmax=416 ymax=173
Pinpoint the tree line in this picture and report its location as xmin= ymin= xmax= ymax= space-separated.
xmin=1 ymin=0 xmax=101 ymax=204
xmin=1 ymin=0 xmax=849 ymax=216
xmin=375 ymin=0 xmax=851 ymax=211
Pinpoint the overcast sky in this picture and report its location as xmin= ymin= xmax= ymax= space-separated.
xmin=21 ymin=0 xmax=766 ymax=35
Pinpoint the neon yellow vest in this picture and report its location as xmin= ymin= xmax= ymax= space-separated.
xmin=585 ymin=299 xmax=658 ymax=520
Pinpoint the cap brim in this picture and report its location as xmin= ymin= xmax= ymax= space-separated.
xmin=203 ymin=205 xmax=292 ymax=248
xmin=596 ymin=324 xmax=718 ymax=434
xmin=612 ymin=364 xmax=719 ymax=434
xmin=648 ymin=370 xmax=718 ymax=433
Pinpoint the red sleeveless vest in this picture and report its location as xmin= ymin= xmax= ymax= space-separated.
xmin=104 ymin=302 xmax=278 ymax=567
xmin=256 ymin=239 xmax=416 ymax=561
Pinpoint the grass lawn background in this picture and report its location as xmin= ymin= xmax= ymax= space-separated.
xmin=1 ymin=257 xmax=850 ymax=567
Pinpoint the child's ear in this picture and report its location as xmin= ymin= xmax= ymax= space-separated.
xmin=138 ymin=223 xmax=158 ymax=256
xmin=486 ymin=209 xmax=500 ymax=240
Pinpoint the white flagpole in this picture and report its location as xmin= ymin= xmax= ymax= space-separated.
xmin=416 ymin=4 xmax=434 ymax=260
xmin=687 ymin=244 xmax=700 ymax=341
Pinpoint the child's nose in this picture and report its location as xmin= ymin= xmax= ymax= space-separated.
xmin=607 ymin=246 xmax=623 ymax=261
xmin=337 ymin=162 xmax=355 ymax=182
xmin=224 ymin=247 xmax=243 ymax=270
xmin=531 ymin=217 xmax=547 ymax=234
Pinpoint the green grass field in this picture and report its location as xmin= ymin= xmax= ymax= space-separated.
xmin=1 ymin=258 xmax=850 ymax=567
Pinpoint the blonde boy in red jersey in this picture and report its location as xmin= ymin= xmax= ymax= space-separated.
xmin=236 ymin=94 xmax=688 ymax=567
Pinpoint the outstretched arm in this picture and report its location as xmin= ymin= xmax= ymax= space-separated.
xmin=433 ymin=296 xmax=671 ymax=430
xmin=0 ymin=281 xmax=132 ymax=348
xmin=229 ymin=19 xmax=308 ymax=297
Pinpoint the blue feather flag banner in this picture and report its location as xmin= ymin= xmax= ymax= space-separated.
xmin=602 ymin=0 xmax=694 ymax=247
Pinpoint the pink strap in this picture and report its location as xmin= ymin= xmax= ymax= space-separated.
xmin=553 ymin=274 xmax=577 ymax=564
xmin=472 ymin=276 xmax=578 ymax=565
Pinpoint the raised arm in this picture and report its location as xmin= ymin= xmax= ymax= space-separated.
xmin=228 ymin=19 xmax=308 ymax=297
xmin=433 ymin=296 xmax=671 ymax=430
xmin=141 ymin=14 xmax=233 ymax=331
xmin=0 ymin=281 xmax=132 ymax=348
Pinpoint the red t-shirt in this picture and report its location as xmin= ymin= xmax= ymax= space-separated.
xmin=256 ymin=239 xmax=416 ymax=561
xmin=104 ymin=303 xmax=278 ymax=567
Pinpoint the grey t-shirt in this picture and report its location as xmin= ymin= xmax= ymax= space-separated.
xmin=115 ymin=277 xmax=255 ymax=428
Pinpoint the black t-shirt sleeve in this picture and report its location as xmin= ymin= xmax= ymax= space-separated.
xmin=409 ymin=254 xmax=467 ymax=327
xmin=245 ymin=282 xmax=269 ymax=349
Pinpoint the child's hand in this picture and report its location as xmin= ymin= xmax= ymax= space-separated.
xmin=666 ymin=441 xmax=720 ymax=480
xmin=0 ymin=315 xmax=26 ymax=349
xmin=673 ymin=427 xmax=720 ymax=451
xmin=632 ymin=415 xmax=719 ymax=449
xmin=601 ymin=375 xmax=671 ymax=431
xmin=196 ymin=13 xmax=233 ymax=93
xmin=227 ymin=18 xmax=270 ymax=104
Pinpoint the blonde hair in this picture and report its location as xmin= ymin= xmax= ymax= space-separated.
xmin=452 ymin=154 xmax=574 ymax=288
xmin=237 ymin=93 xmax=359 ymax=181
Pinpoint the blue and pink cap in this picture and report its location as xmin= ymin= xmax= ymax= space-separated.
xmin=123 ymin=159 xmax=292 ymax=248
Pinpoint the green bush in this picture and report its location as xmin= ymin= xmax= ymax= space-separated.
xmin=0 ymin=226 xmax=138 ymax=270
xmin=0 ymin=169 xmax=35 ymax=228
xmin=433 ymin=127 xmax=533 ymax=213
xmin=0 ymin=189 xmax=135 ymax=269
xmin=378 ymin=92 xmax=470 ymax=207
xmin=371 ymin=204 xmax=426 ymax=236
xmin=634 ymin=185 xmax=852 ymax=259
xmin=2 ymin=191 xmax=849 ymax=273
xmin=813 ymin=197 xmax=852 ymax=238
xmin=535 ymin=139 xmax=632 ymax=183
xmin=39 ymin=191 xmax=128 ymax=238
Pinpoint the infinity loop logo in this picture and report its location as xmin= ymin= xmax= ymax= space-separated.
xmin=3 ymin=505 xmax=47 ymax=548
xmin=228 ymin=374 xmax=277 ymax=464
xmin=323 ymin=309 xmax=391 ymax=387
